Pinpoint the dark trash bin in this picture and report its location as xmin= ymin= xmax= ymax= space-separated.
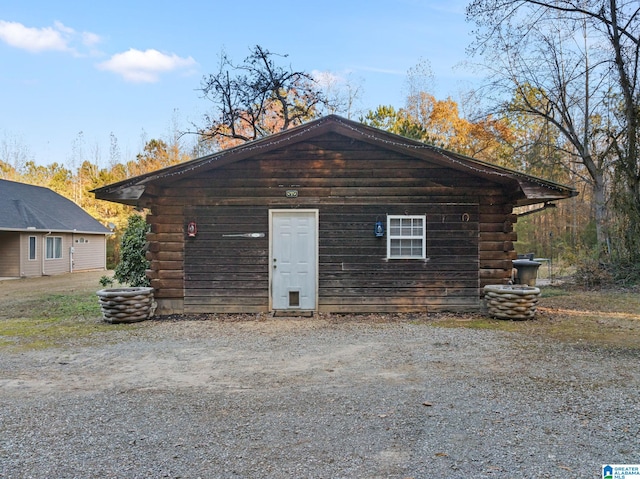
xmin=513 ymin=259 xmax=542 ymax=286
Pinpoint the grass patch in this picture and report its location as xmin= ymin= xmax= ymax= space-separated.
xmin=431 ymin=285 xmax=640 ymax=351
xmin=537 ymin=286 xmax=570 ymax=298
xmin=0 ymin=317 xmax=119 ymax=351
xmin=35 ymin=293 xmax=101 ymax=318
xmin=0 ymin=290 xmax=139 ymax=352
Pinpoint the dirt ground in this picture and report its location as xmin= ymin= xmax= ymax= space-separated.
xmin=0 ymin=269 xmax=111 ymax=298
xmin=1 ymin=271 xmax=639 ymax=478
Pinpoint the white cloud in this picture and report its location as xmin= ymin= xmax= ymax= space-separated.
xmin=52 ymin=20 xmax=74 ymax=35
xmin=0 ymin=20 xmax=194 ymax=82
xmin=313 ymin=70 xmax=346 ymax=88
xmin=81 ymin=31 xmax=101 ymax=47
xmin=0 ymin=20 xmax=102 ymax=55
xmin=0 ymin=20 xmax=69 ymax=52
xmin=97 ymin=48 xmax=197 ymax=83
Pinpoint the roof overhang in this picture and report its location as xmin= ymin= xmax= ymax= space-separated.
xmin=0 ymin=228 xmax=112 ymax=235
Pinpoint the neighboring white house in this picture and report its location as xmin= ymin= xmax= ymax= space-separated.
xmin=0 ymin=179 xmax=111 ymax=278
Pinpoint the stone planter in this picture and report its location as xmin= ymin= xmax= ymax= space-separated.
xmin=483 ymin=284 xmax=541 ymax=320
xmin=96 ymin=287 xmax=156 ymax=323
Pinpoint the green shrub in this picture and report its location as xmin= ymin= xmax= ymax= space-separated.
xmin=113 ymin=214 xmax=151 ymax=287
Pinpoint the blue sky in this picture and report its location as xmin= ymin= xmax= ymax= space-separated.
xmin=1 ymin=0 xmax=478 ymax=168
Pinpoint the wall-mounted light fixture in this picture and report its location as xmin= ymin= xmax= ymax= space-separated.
xmin=375 ymin=220 xmax=385 ymax=237
xmin=187 ymin=221 xmax=197 ymax=237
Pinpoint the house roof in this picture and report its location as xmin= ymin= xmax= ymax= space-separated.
xmin=0 ymin=179 xmax=111 ymax=234
xmin=93 ymin=114 xmax=577 ymax=207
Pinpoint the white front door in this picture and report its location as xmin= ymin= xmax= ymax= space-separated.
xmin=270 ymin=210 xmax=318 ymax=310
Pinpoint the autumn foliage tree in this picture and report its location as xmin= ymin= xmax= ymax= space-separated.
xmin=362 ymin=94 xmax=513 ymax=165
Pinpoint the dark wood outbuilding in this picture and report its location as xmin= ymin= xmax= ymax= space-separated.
xmin=93 ymin=115 xmax=576 ymax=315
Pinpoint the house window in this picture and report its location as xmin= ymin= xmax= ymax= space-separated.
xmin=387 ymin=215 xmax=426 ymax=259
xmin=46 ymin=236 xmax=63 ymax=259
xmin=28 ymin=236 xmax=36 ymax=260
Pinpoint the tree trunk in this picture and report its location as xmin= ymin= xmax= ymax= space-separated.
xmin=593 ymin=170 xmax=607 ymax=250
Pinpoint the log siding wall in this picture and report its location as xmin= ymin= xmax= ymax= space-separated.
xmin=143 ymin=134 xmax=517 ymax=314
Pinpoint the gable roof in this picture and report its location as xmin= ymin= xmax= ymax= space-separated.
xmin=0 ymin=179 xmax=111 ymax=234
xmin=93 ymin=114 xmax=577 ymax=207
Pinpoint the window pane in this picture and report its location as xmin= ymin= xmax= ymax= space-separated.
xmin=400 ymin=240 xmax=412 ymax=256
xmin=390 ymin=238 xmax=424 ymax=257
xmin=390 ymin=218 xmax=400 ymax=235
xmin=410 ymin=238 xmax=422 ymax=255
xmin=46 ymin=237 xmax=63 ymax=259
xmin=29 ymin=236 xmax=36 ymax=260
xmin=55 ymin=238 xmax=62 ymax=258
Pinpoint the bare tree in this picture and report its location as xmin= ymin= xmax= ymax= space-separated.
xmin=314 ymin=71 xmax=364 ymax=119
xmin=0 ymin=131 xmax=32 ymax=178
xmin=466 ymin=0 xmax=639 ymax=257
xmin=403 ymin=57 xmax=436 ymax=123
xmin=197 ymin=45 xmax=326 ymax=148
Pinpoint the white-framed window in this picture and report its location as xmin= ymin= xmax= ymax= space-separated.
xmin=28 ymin=236 xmax=37 ymax=260
xmin=387 ymin=215 xmax=426 ymax=259
xmin=46 ymin=236 xmax=63 ymax=259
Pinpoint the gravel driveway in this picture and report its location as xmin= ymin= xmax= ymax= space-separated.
xmin=1 ymin=311 xmax=638 ymax=479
